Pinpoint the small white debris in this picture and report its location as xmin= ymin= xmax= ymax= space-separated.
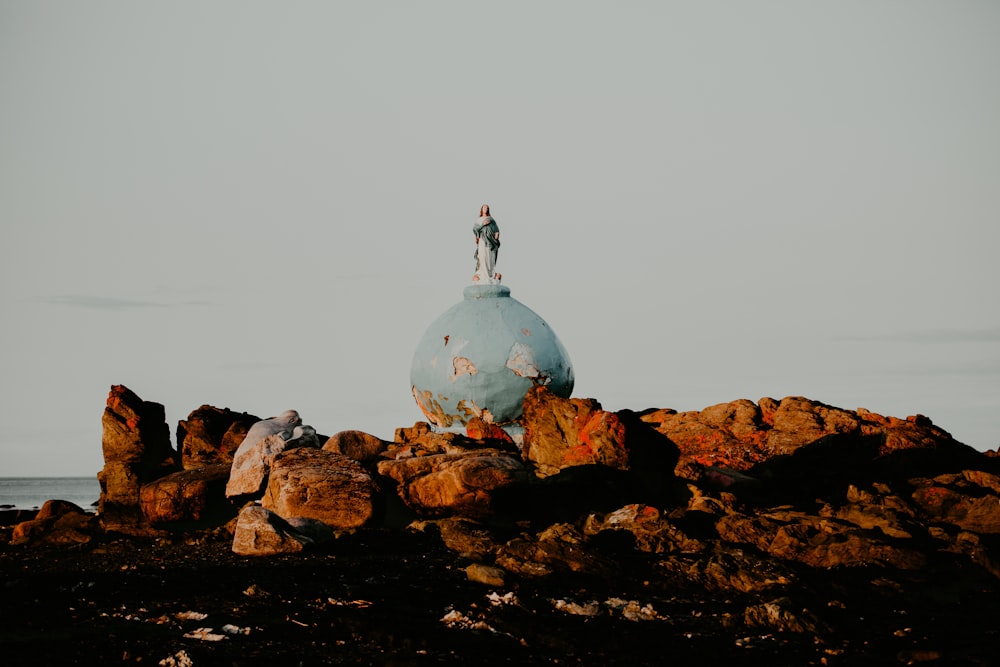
xmin=327 ymin=598 xmax=373 ymax=608
xmin=485 ymin=591 xmax=519 ymax=607
xmin=221 ymin=623 xmax=251 ymax=636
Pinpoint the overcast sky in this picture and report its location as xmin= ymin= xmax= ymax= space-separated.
xmin=2 ymin=2 xmax=998 ymax=476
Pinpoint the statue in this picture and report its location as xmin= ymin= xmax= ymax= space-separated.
xmin=472 ymin=204 xmax=501 ymax=283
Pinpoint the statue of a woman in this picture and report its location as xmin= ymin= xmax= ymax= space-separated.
xmin=472 ymin=204 xmax=501 ymax=283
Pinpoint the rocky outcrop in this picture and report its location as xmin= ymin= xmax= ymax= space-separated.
xmin=138 ymin=463 xmax=234 ymax=527
xmin=261 ymin=448 xmax=376 ymax=531
xmin=640 ymin=396 xmax=964 ymax=472
xmin=910 ymin=471 xmax=1000 ymax=534
xmin=225 ymin=410 xmax=319 ymax=498
xmin=231 ymin=504 xmax=333 ymax=556
xmin=98 ymin=385 xmax=179 ymax=533
xmin=177 ymin=405 xmax=260 ymax=469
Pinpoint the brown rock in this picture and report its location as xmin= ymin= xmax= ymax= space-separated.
xmin=465 ymin=416 xmax=515 ymax=445
xmin=139 ymin=463 xmax=234 ymax=527
xmin=417 ymin=517 xmax=503 ymax=559
xmin=653 ymin=543 xmax=797 ymax=593
xmin=97 ymin=385 xmax=179 ymax=532
xmin=496 ymin=523 xmax=613 ymax=578
xmin=742 ymin=597 xmax=829 ymax=634
xmin=377 ymin=449 xmax=531 ymax=518
xmin=262 ymin=448 xmax=376 ymax=530
xmin=225 ymin=411 xmax=318 ymax=499
xmin=394 ymin=421 xmax=433 ymax=443
xmin=323 ymin=430 xmax=390 ymax=465
xmin=910 ymin=472 xmax=1000 ymax=534
xmin=177 ymin=405 xmax=260 ymax=469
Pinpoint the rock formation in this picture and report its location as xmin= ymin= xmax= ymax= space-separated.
xmin=177 ymin=405 xmax=261 ymax=469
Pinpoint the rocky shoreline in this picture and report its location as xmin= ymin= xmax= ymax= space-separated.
xmin=2 ymin=385 xmax=998 ymax=665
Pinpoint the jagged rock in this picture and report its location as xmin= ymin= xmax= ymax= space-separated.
xmin=98 ymin=385 xmax=179 ymax=532
xmin=323 ymin=430 xmax=390 ymax=465
xmin=818 ymin=484 xmax=919 ymax=539
xmin=261 ymin=448 xmax=375 ymax=530
xmin=582 ymin=504 xmax=704 ymax=554
xmin=653 ymin=543 xmax=797 ymax=593
xmin=715 ymin=508 xmax=926 ymax=570
xmin=910 ymin=471 xmax=1000 ymax=534
xmin=377 ymin=449 xmax=531 ymax=517
xmin=464 ymin=416 xmax=515 ymax=445
xmin=495 ymin=523 xmax=614 ymax=578
xmin=225 ymin=410 xmax=319 ymax=498
xmin=138 ymin=463 xmax=234 ymax=527
xmin=11 ymin=500 xmax=96 ymax=545
xmin=394 ymin=421 xmax=433 ymax=443
xmin=231 ymin=505 xmax=329 ymax=556
xmin=177 ymin=405 xmax=260 ymax=469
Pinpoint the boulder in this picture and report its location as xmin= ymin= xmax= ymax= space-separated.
xmin=377 ymin=449 xmax=531 ymax=518
xmin=98 ymin=385 xmax=179 ymax=532
xmin=225 ymin=410 xmax=319 ymax=498
xmin=323 ymin=430 xmax=390 ymax=465
xmin=11 ymin=499 xmax=96 ymax=545
xmin=231 ymin=504 xmax=330 ymax=556
xmin=653 ymin=543 xmax=797 ymax=593
xmin=177 ymin=405 xmax=260 ymax=469
xmin=139 ymin=463 xmax=234 ymax=527
xmin=261 ymin=448 xmax=376 ymax=530
xmin=464 ymin=416 xmax=515 ymax=445
xmin=741 ymin=596 xmax=829 ymax=634
xmin=414 ymin=517 xmax=504 ymax=559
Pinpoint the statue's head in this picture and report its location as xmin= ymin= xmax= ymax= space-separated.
xmin=480 ymin=204 xmax=490 ymax=217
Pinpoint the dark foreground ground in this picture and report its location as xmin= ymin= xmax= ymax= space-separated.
xmin=1 ymin=527 xmax=997 ymax=667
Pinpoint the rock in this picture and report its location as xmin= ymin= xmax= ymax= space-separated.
xmin=177 ymin=405 xmax=260 ymax=470
xmin=818 ymin=484 xmax=918 ymax=539
xmin=741 ymin=596 xmax=829 ymax=634
xmin=464 ymin=416 xmax=515 ymax=445
xmin=910 ymin=471 xmax=1000 ymax=534
xmin=653 ymin=543 xmax=797 ymax=593
xmin=715 ymin=508 xmax=926 ymax=570
xmin=323 ymin=430 xmax=390 ymax=465
xmin=582 ymin=504 xmax=704 ymax=555
xmin=414 ymin=517 xmax=504 ymax=559
xmin=225 ymin=410 xmax=319 ymax=498
xmin=231 ymin=505 xmax=328 ymax=556
xmin=465 ymin=563 xmax=507 ymax=586
xmin=496 ymin=523 xmax=613 ymax=578
xmin=139 ymin=463 xmax=234 ymax=527
xmin=394 ymin=421 xmax=432 ymax=443
xmin=640 ymin=396 xmax=966 ymax=473
xmin=521 ymin=387 xmax=628 ymax=477
xmin=521 ymin=389 xmax=678 ymax=502
xmin=261 ymin=448 xmax=376 ymax=530
xmin=98 ymin=385 xmax=179 ymax=532
xmin=377 ymin=449 xmax=531 ymax=518
xmin=11 ymin=499 xmax=96 ymax=545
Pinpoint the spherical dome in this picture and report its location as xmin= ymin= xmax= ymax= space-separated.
xmin=410 ymin=284 xmax=574 ymax=431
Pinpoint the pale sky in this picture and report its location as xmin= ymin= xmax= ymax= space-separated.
xmin=1 ymin=2 xmax=998 ymax=476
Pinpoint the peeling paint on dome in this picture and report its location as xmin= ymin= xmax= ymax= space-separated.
xmin=452 ymin=356 xmax=478 ymax=380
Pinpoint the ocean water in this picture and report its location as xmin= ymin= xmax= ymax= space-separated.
xmin=0 ymin=477 xmax=101 ymax=511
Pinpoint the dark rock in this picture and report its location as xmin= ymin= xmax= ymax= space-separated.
xmin=97 ymin=385 xmax=179 ymax=533
xmin=496 ymin=523 xmax=615 ymax=578
xmin=910 ymin=471 xmax=1000 ymax=534
xmin=176 ymin=405 xmax=260 ymax=469
xmin=138 ymin=463 xmax=234 ymax=528
xmin=11 ymin=499 xmax=96 ymax=545
xmin=582 ymin=504 xmax=705 ymax=555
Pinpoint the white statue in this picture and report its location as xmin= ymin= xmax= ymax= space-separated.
xmin=472 ymin=204 xmax=501 ymax=283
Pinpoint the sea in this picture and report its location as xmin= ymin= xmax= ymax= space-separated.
xmin=0 ymin=477 xmax=101 ymax=512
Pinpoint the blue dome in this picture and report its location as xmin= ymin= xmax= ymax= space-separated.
xmin=410 ymin=284 xmax=574 ymax=431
